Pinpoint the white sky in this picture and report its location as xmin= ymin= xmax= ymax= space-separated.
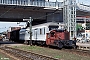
xmin=0 ymin=0 xmax=90 ymax=32
xmin=0 ymin=22 xmax=26 ymax=32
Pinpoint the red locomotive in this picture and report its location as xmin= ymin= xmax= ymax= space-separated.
xmin=46 ymin=29 xmax=76 ymax=49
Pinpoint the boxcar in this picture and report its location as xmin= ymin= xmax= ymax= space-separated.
xmin=10 ymin=29 xmax=20 ymax=42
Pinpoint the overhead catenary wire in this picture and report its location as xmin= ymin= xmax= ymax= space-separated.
xmin=0 ymin=7 xmax=60 ymax=19
xmin=0 ymin=5 xmax=60 ymax=21
xmin=34 ymin=10 xmax=60 ymax=19
xmin=0 ymin=7 xmax=12 ymax=18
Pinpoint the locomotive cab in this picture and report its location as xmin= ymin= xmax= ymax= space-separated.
xmin=46 ymin=29 xmax=76 ymax=49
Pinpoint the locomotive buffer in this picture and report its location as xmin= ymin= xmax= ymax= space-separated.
xmin=23 ymin=17 xmax=33 ymax=46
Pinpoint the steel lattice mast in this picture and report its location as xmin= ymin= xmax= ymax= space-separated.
xmin=63 ymin=0 xmax=76 ymax=40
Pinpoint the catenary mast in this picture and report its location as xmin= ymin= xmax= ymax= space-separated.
xmin=63 ymin=0 xmax=76 ymax=40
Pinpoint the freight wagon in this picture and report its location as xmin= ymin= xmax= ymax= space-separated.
xmin=0 ymin=36 xmax=3 ymax=40
xmin=10 ymin=29 xmax=20 ymax=42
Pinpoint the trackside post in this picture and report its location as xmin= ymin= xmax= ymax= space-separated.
xmin=29 ymin=17 xmax=33 ymax=46
xmin=23 ymin=17 xmax=33 ymax=46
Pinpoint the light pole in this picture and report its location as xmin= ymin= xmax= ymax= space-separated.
xmin=23 ymin=17 xmax=33 ymax=46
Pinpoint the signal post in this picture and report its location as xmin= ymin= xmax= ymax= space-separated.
xmin=23 ymin=17 xmax=33 ymax=46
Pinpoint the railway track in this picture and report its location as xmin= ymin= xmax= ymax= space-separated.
xmin=0 ymin=46 xmax=58 ymax=60
xmin=0 ymin=41 xmax=90 ymax=60
xmin=61 ymin=48 xmax=90 ymax=57
xmin=41 ymin=45 xmax=90 ymax=57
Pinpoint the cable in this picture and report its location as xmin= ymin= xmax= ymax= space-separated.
xmin=0 ymin=5 xmax=59 ymax=20
xmin=34 ymin=10 xmax=60 ymax=19
xmin=0 ymin=7 xmax=12 ymax=18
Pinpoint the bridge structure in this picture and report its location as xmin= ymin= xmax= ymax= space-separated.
xmin=0 ymin=0 xmax=63 ymax=24
xmin=0 ymin=0 xmax=90 ymax=39
xmin=0 ymin=0 xmax=90 ymax=22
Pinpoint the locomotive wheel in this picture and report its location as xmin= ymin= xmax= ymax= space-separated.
xmin=27 ymin=40 xmax=29 ymax=45
xmin=73 ymin=45 xmax=77 ymax=49
xmin=58 ymin=42 xmax=63 ymax=49
xmin=72 ymin=41 xmax=77 ymax=49
xmin=24 ymin=40 xmax=29 ymax=45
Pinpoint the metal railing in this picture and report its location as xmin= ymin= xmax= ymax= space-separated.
xmin=76 ymin=3 xmax=90 ymax=12
xmin=76 ymin=17 xmax=90 ymax=22
xmin=0 ymin=0 xmax=90 ymax=12
xmin=0 ymin=0 xmax=63 ymax=8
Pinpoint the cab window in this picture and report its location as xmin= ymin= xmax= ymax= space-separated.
xmin=50 ymin=32 xmax=55 ymax=37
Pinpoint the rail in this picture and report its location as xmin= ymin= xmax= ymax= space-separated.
xmin=0 ymin=46 xmax=58 ymax=60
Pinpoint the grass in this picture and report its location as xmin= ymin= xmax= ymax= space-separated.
xmin=12 ymin=45 xmax=90 ymax=60
xmin=0 ymin=50 xmax=16 ymax=60
xmin=0 ymin=53 xmax=10 ymax=60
